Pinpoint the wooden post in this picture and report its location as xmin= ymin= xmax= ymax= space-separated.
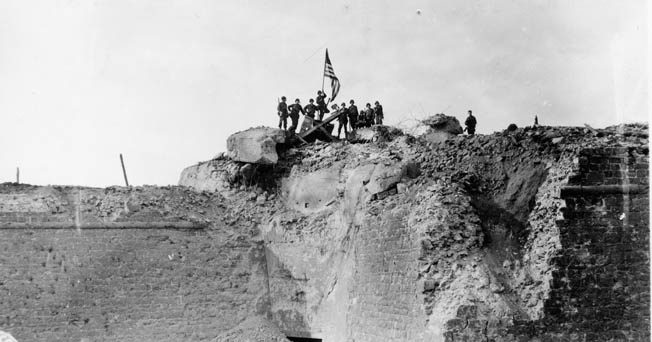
xmin=16 ymin=167 xmax=19 ymax=184
xmin=120 ymin=154 xmax=129 ymax=187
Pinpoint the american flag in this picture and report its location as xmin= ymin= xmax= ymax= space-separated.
xmin=324 ymin=49 xmax=341 ymax=101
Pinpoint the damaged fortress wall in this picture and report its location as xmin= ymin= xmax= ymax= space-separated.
xmin=445 ymin=146 xmax=650 ymax=341
xmin=542 ymin=146 xmax=649 ymax=340
xmin=0 ymin=123 xmax=649 ymax=342
xmin=0 ymin=186 xmax=269 ymax=342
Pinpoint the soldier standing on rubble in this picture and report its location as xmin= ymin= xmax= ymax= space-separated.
xmin=348 ymin=100 xmax=359 ymax=130
xmin=304 ymin=99 xmax=317 ymax=119
xmin=374 ymin=101 xmax=384 ymax=125
xmin=316 ymin=90 xmax=330 ymax=120
xmin=277 ymin=96 xmax=288 ymax=131
xmin=337 ymin=102 xmax=349 ymax=139
xmin=363 ymin=103 xmax=375 ymax=127
xmin=464 ymin=110 xmax=477 ymax=135
xmin=287 ymin=98 xmax=305 ymax=133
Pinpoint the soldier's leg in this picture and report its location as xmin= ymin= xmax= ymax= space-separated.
xmin=291 ymin=115 xmax=299 ymax=132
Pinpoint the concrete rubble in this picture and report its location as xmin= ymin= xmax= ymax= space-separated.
xmin=0 ymin=118 xmax=648 ymax=342
xmin=227 ymin=127 xmax=286 ymax=164
xmin=420 ymin=113 xmax=463 ymax=143
xmin=346 ymin=125 xmax=404 ymax=143
xmin=177 ymin=121 xmax=648 ymax=341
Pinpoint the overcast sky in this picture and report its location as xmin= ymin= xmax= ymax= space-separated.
xmin=0 ymin=0 xmax=648 ymax=187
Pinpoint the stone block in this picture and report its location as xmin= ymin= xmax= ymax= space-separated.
xmin=226 ymin=127 xmax=286 ymax=164
xmin=420 ymin=114 xmax=463 ymax=135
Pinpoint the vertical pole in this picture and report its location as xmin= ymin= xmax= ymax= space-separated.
xmin=16 ymin=167 xmax=19 ymax=184
xmin=120 ymin=154 xmax=130 ymax=187
xmin=322 ymin=49 xmax=326 ymax=92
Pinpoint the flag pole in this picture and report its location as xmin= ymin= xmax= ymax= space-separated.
xmin=322 ymin=49 xmax=326 ymax=92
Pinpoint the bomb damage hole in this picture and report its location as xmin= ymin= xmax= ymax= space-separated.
xmin=286 ymin=337 xmax=322 ymax=342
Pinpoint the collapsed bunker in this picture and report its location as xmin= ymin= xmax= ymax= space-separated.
xmin=0 ymin=122 xmax=648 ymax=341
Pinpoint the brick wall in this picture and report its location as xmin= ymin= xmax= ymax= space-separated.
xmin=540 ymin=146 xmax=649 ymax=340
xmin=0 ymin=185 xmax=269 ymax=342
xmin=348 ymin=208 xmax=425 ymax=342
xmin=445 ymin=145 xmax=650 ymax=341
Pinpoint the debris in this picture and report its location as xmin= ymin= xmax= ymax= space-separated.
xmin=226 ymin=127 xmax=286 ymax=164
xmin=421 ymin=113 xmax=464 ymax=135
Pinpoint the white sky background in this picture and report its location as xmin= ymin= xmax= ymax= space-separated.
xmin=0 ymin=0 xmax=648 ymax=187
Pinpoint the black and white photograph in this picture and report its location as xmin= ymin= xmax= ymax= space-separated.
xmin=0 ymin=1 xmax=649 ymax=341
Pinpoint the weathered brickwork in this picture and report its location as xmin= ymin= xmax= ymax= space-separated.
xmin=0 ymin=186 xmax=269 ymax=342
xmin=445 ymin=146 xmax=649 ymax=341
xmin=349 ymin=209 xmax=425 ymax=341
xmin=541 ymin=146 xmax=649 ymax=341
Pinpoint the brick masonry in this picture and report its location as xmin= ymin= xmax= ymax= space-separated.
xmin=445 ymin=146 xmax=650 ymax=341
xmin=540 ymin=146 xmax=649 ymax=341
xmin=348 ymin=208 xmax=425 ymax=342
xmin=0 ymin=186 xmax=269 ymax=342
xmin=0 ymin=143 xmax=648 ymax=342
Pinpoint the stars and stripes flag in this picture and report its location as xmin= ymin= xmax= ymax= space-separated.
xmin=323 ymin=49 xmax=340 ymax=101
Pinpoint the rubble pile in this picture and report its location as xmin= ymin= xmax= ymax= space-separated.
xmin=420 ymin=113 xmax=463 ymax=143
xmin=420 ymin=113 xmax=463 ymax=134
xmin=346 ymin=125 xmax=404 ymax=143
xmin=1 ymin=118 xmax=645 ymax=342
xmin=176 ymin=121 xmax=648 ymax=341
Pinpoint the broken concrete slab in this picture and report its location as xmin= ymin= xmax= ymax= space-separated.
xmin=421 ymin=114 xmax=463 ymax=135
xmin=365 ymin=163 xmax=407 ymax=195
xmin=365 ymin=161 xmax=421 ymax=195
xmin=283 ymin=165 xmax=342 ymax=214
xmin=227 ymin=127 xmax=286 ymax=164
xmin=178 ymin=160 xmax=240 ymax=193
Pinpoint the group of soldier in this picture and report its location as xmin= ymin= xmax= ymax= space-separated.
xmin=276 ymin=90 xmax=384 ymax=138
xmin=277 ymin=91 xmax=480 ymax=139
xmin=330 ymin=100 xmax=384 ymax=139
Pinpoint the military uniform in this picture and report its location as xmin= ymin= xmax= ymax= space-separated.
xmin=465 ymin=114 xmax=477 ymax=135
xmin=337 ymin=108 xmax=348 ymax=139
xmin=288 ymin=103 xmax=305 ymax=133
xmin=304 ymin=103 xmax=317 ymax=119
xmin=277 ymin=101 xmax=288 ymax=130
xmin=347 ymin=104 xmax=359 ymax=130
xmin=374 ymin=104 xmax=384 ymax=125
xmin=364 ymin=107 xmax=375 ymax=127
xmin=316 ymin=93 xmax=329 ymax=120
